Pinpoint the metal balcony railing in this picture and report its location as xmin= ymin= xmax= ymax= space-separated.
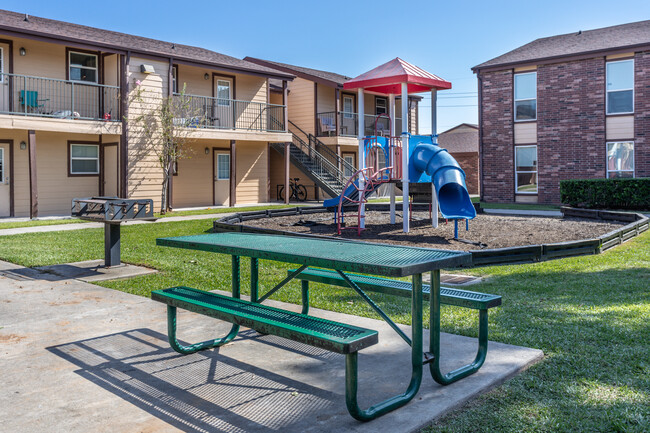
xmin=316 ymin=111 xmax=358 ymax=137
xmin=173 ymin=93 xmax=286 ymax=132
xmin=316 ymin=111 xmax=403 ymax=137
xmin=0 ymin=72 xmax=120 ymax=121
xmin=364 ymin=114 xmax=403 ymax=136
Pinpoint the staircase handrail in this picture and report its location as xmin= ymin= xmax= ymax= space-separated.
xmin=288 ymin=122 xmax=345 ymax=186
xmin=288 ymin=120 xmax=356 ymax=183
xmin=307 ymin=133 xmax=357 ymax=181
xmin=288 ymin=131 xmax=345 ymax=193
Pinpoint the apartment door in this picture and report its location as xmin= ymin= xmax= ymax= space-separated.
xmin=343 ymin=152 xmax=356 ymax=179
xmin=0 ymin=144 xmax=9 ymax=216
xmin=214 ymin=151 xmax=230 ymax=206
xmin=341 ymin=95 xmax=357 ymax=136
xmin=103 ymin=145 xmax=118 ymax=196
xmin=213 ymin=77 xmax=234 ymax=129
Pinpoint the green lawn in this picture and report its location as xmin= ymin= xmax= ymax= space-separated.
xmin=0 ymin=218 xmax=88 ymax=230
xmin=155 ymin=203 xmax=309 ymax=218
xmin=0 ymin=203 xmax=308 ymax=230
xmin=0 ymin=221 xmax=647 ymax=432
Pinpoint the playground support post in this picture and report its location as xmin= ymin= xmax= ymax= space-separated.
xmin=389 ymin=93 xmax=396 ymax=224
xmin=357 ymin=87 xmax=366 ymax=229
xmin=401 ymin=83 xmax=409 ymax=233
xmin=432 ymin=183 xmax=438 ymax=228
xmin=431 ymin=89 xmax=438 ymax=141
xmin=430 ymin=89 xmax=439 ymax=229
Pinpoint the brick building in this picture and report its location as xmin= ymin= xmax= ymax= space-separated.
xmin=473 ymin=20 xmax=650 ymax=204
xmin=437 ymin=123 xmax=479 ymax=195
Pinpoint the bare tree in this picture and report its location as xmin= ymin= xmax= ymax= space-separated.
xmin=128 ymin=82 xmax=203 ymax=213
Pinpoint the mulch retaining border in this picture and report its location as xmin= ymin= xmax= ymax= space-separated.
xmin=212 ymin=205 xmax=648 ymax=267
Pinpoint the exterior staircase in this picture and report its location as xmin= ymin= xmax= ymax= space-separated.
xmin=270 ymin=122 xmax=356 ymax=199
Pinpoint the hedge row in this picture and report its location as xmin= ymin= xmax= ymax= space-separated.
xmin=560 ymin=178 xmax=650 ymax=210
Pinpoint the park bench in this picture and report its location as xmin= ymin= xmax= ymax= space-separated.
xmin=151 ymin=286 xmax=378 ymax=355
xmin=291 ymin=267 xmax=501 ymax=310
xmin=291 ymin=267 xmax=501 ymax=384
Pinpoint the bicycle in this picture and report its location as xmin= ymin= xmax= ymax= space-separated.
xmin=278 ymin=177 xmax=308 ymax=202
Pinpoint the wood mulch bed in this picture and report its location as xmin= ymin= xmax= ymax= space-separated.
xmin=244 ymin=211 xmax=624 ymax=251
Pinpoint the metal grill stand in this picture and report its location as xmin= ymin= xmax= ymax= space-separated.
xmin=72 ymin=197 xmax=155 ymax=267
xmin=105 ymin=222 xmax=121 ymax=267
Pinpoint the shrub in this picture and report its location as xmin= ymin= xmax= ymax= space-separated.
xmin=560 ymin=178 xmax=650 ymax=210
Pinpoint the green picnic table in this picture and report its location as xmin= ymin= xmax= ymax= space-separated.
xmin=152 ymin=232 xmax=495 ymax=421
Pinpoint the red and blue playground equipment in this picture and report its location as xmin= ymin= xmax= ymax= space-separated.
xmin=324 ymin=114 xmax=475 ymax=237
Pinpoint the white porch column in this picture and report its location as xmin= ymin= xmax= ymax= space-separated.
xmin=431 ymin=88 xmax=438 ymax=227
xmin=389 ymin=93 xmax=396 ymax=224
xmin=401 ymin=83 xmax=409 ymax=233
xmin=357 ymin=88 xmax=365 ymax=229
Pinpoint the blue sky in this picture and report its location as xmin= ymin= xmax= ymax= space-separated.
xmin=9 ymin=1 xmax=649 ymax=133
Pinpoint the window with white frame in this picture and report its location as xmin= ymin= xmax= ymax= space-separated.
xmin=514 ymin=72 xmax=536 ymax=121
xmin=343 ymin=154 xmax=355 ymax=178
xmin=375 ymin=97 xmax=387 ymax=115
xmin=343 ymin=96 xmax=354 ymax=119
xmin=217 ymin=153 xmax=230 ymax=180
xmin=70 ymin=144 xmax=99 ymax=174
xmin=217 ymin=80 xmax=231 ymax=106
xmin=69 ymin=51 xmax=98 ymax=83
xmin=607 ymin=141 xmax=634 ymax=178
xmin=0 ymin=47 xmax=4 ymax=83
xmin=515 ymin=145 xmax=537 ymax=193
xmin=606 ymin=60 xmax=634 ymax=114
xmin=172 ymin=65 xmax=178 ymax=94
xmin=0 ymin=147 xmax=4 ymax=181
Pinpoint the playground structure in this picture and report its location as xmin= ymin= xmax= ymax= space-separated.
xmin=323 ymin=58 xmax=476 ymax=236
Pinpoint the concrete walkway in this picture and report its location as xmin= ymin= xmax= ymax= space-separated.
xmin=0 ymin=260 xmax=543 ymax=432
xmin=0 ymin=212 xmax=233 ymax=236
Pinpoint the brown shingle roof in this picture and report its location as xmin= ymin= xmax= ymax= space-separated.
xmin=244 ymin=57 xmax=351 ymax=87
xmin=473 ymin=20 xmax=650 ymax=71
xmin=0 ymin=9 xmax=294 ymax=79
xmin=438 ymin=125 xmax=478 ymax=153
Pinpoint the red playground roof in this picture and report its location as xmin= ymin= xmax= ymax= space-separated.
xmin=343 ymin=58 xmax=451 ymax=94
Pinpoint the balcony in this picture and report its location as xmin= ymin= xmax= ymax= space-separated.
xmin=316 ymin=111 xmax=403 ymax=137
xmin=0 ymin=73 xmax=120 ymax=122
xmin=173 ymin=93 xmax=286 ymax=133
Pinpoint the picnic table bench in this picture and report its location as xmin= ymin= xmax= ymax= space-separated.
xmin=152 ymin=232 xmax=499 ymax=421
xmin=291 ymin=267 xmax=501 ymax=384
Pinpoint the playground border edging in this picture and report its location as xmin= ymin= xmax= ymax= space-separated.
xmin=212 ymin=205 xmax=648 ymax=267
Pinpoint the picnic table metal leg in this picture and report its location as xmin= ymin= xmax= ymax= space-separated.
xmin=164 ymin=255 xmax=241 ymax=355
xmin=250 ymin=257 xmax=259 ymax=303
xmin=428 ymin=269 xmax=488 ymax=385
xmin=301 ymin=280 xmax=310 ymax=315
xmin=345 ymin=273 xmax=423 ymax=421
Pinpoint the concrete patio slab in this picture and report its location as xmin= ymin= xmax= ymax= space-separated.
xmin=0 ymin=260 xmax=543 ymax=432
xmin=34 ymin=259 xmax=157 ymax=282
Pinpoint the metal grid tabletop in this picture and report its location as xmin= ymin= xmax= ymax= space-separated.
xmin=157 ymin=232 xmax=471 ymax=277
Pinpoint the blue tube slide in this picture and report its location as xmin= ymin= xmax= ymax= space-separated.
xmin=411 ymin=143 xmax=476 ymax=220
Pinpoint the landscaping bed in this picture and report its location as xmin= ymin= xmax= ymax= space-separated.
xmin=242 ymin=211 xmax=624 ymax=251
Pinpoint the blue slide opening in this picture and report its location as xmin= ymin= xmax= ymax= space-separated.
xmin=409 ymin=139 xmax=476 ymax=221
